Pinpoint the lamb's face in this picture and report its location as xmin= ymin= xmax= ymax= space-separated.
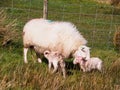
xmin=44 ymin=50 xmax=62 ymax=62
xmin=74 ymin=45 xmax=90 ymax=62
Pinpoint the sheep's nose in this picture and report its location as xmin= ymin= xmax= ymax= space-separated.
xmin=83 ymin=57 xmax=86 ymax=60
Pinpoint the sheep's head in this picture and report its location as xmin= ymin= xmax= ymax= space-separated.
xmin=44 ymin=50 xmax=63 ymax=62
xmin=73 ymin=56 xmax=83 ymax=64
xmin=73 ymin=45 xmax=90 ymax=64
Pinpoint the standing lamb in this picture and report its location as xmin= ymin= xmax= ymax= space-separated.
xmin=73 ymin=45 xmax=102 ymax=72
xmin=44 ymin=50 xmax=66 ymax=78
xmin=74 ymin=57 xmax=102 ymax=72
xmin=23 ymin=18 xmax=89 ymax=77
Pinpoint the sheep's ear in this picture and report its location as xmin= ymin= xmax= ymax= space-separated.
xmin=44 ymin=50 xmax=50 ymax=56
xmin=73 ymin=51 xmax=78 ymax=57
xmin=59 ymin=54 xmax=64 ymax=59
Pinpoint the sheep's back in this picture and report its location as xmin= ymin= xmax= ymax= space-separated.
xmin=23 ymin=19 xmax=58 ymax=49
xmin=52 ymin=22 xmax=87 ymax=57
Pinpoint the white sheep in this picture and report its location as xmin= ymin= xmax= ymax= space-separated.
xmin=73 ymin=45 xmax=102 ymax=72
xmin=44 ymin=50 xmax=66 ymax=78
xmin=73 ymin=45 xmax=90 ymax=61
xmin=23 ymin=18 xmax=89 ymax=77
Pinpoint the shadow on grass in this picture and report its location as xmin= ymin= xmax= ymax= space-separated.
xmin=65 ymin=60 xmax=80 ymax=76
xmin=42 ymin=58 xmax=80 ymax=76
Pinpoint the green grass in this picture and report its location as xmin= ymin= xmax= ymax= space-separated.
xmin=0 ymin=47 xmax=120 ymax=89
xmin=0 ymin=0 xmax=120 ymax=89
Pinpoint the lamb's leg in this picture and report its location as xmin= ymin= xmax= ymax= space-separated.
xmin=97 ymin=62 xmax=102 ymax=72
xmin=52 ymin=60 xmax=58 ymax=73
xmin=60 ymin=60 xmax=66 ymax=78
xmin=24 ymin=47 xmax=28 ymax=63
xmin=80 ymin=61 xmax=87 ymax=72
xmin=81 ymin=65 xmax=86 ymax=72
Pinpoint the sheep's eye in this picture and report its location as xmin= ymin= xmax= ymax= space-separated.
xmin=45 ymin=52 xmax=49 ymax=55
xmin=81 ymin=48 xmax=85 ymax=52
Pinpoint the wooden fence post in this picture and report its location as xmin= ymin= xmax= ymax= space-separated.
xmin=43 ymin=0 xmax=48 ymax=19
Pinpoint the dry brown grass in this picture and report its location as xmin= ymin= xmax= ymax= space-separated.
xmin=94 ymin=0 xmax=120 ymax=6
xmin=113 ymin=26 xmax=120 ymax=52
xmin=0 ymin=9 xmax=18 ymax=46
xmin=109 ymin=58 xmax=120 ymax=72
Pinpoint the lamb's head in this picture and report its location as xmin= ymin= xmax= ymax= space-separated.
xmin=44 ymin=50 xmax=63 ymax=62
xmin=73 ymin=45 xmax=90 ymax=64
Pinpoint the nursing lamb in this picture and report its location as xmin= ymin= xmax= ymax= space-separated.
xmin=44 ymin=50 xmax=66 ymax=78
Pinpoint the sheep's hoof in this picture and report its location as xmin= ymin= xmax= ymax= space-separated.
xmin=38 ymin=58 xmax=42 ymax=63
xmin=24 ymin=61 xmax=28 ymax=64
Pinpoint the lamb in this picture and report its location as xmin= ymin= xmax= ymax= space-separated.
xmin=74 ymin=57 xmax=102 ymax=72
xmin=23 ymin=18 xmax=89 ymax=77
xmin=44 ymin=50 xmax=66 ymax=78
xmin=73 ymin=45 xmax=102 ymax=72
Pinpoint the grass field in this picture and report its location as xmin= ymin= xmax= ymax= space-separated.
xmin=0 ymin=0 xmax=120 ymax=89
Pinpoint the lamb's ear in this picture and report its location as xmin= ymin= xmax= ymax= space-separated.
xmin=44 ymin=50 xmax=50 ymax=57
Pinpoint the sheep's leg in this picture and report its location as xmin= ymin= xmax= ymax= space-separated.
xmin=35 ymin=52 xmax=42 ymax=63
xmin=48 ymin=61 xmax=52 ymax=72
xmin=33 ymin=46 xmax=42 ymax=63
xmin=60 ymin=60 xmax=66 ymax=78
xmin=38 ymin=58 xmax=42 ymax=63
xmin=52 ymin=60 xmax=58 ymax=73
xmin=24 ymin=47 xmax=28 ymax=63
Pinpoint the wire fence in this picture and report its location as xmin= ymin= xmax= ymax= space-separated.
xmin=0 ymin=0 xmax=120 ymax=50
